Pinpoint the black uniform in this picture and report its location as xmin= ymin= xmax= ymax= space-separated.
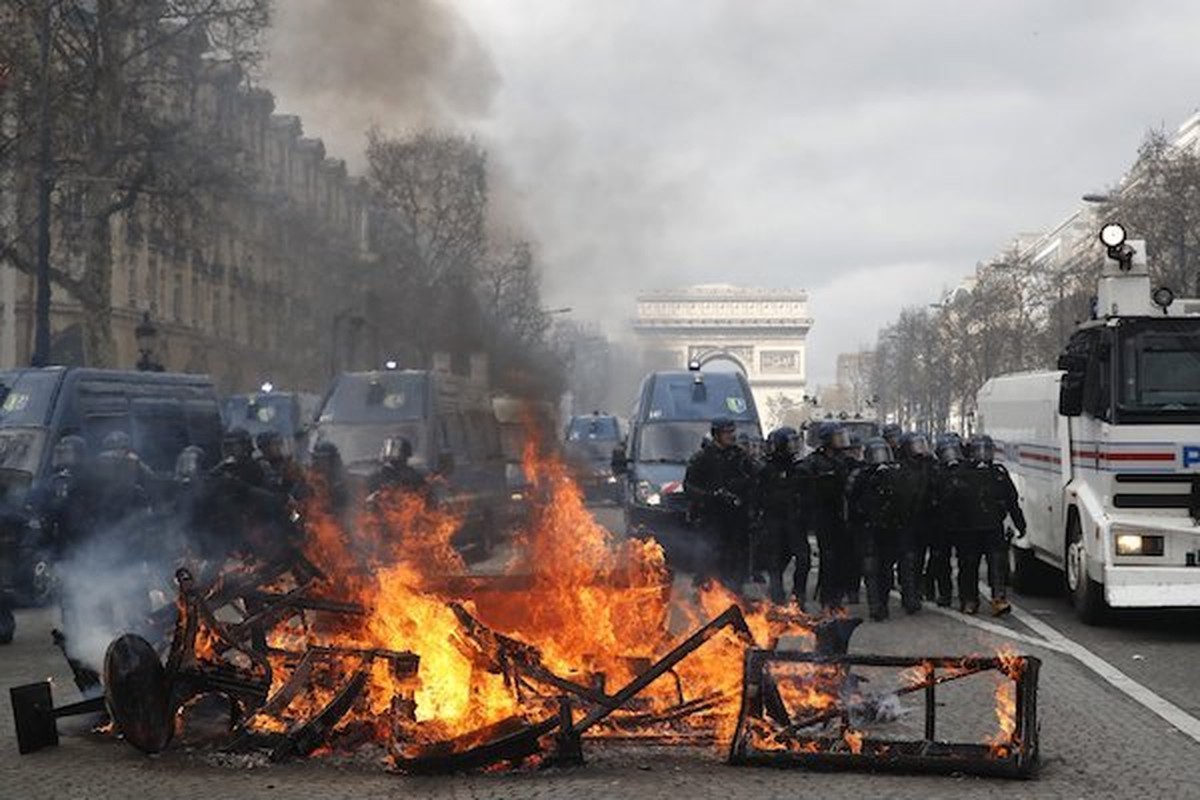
xmin=757 ymin=450 xmax=810 ymax=605
xmin=684 ymin=442 xmax=757 ymax=591
xmin=894 ymin=451 xmax=937 ymax=608
xmin=968 ymin=460 xmax=1026 ymax=602
xmin=910 ymin=455 xmax=951 ymax=605
xmin=798 ymin=447 xmax=853 ymax=608
xmin=368 ymin=462 xmax=429 ymax=496
xmin=846 ymin=459 xmax=907 ymax=618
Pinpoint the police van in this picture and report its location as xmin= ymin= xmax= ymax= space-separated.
xmin=977 ymin=225 xmax=1200 ymax=623
xmin=0 ymin=367 xmax=224 ymax=640
xmin=613 ymin=365 xmax=762 ymax=569
xmin=310 ymin=363 xmax=508 ymax=559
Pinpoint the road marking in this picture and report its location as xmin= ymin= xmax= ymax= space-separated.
xmin=888 ymin=591 xmax=1068 ymax=653
xmin=1002 ymin=596 xmax=1200 ymax=745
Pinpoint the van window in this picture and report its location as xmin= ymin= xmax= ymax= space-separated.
xmin=0 ymin=371 xmax=60 ymax=428
xmin=566 ymin=416 xmax=620 ymax=441
xmin=646 ymin=373 xmax=755 ymax=421
xmin=320 ymin=373 xmax=428 ymax=423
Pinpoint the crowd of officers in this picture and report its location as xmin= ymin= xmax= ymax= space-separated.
xmin=36 ymin=427 xmax=426 ymax=572
xmin=683 ymin=418 xmax=1026 ymax=620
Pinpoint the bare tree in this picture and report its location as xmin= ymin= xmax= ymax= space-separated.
xmin=0 ymin=0 xmax=271 ymax=366
xmin=1111 ymin=127 xmax=1200 ymax=296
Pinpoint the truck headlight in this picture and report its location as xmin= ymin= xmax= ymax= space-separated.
xmin=1115 ymin=533 xmax=1164 ymax=556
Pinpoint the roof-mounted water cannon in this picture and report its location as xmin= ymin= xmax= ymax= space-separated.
xmin=1095 ymin=223 xmax=1153 ymax=317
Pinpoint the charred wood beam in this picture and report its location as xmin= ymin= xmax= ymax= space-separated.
xmin=270 ymin=669 xmax=370 ymax=762
xmin=572 ymin=605 xmax=751 ymax=736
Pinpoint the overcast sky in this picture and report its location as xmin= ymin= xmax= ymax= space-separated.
xmin=267 ymin=0 xmax=1200 ymax=385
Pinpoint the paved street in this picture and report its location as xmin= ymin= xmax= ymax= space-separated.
xmin=3 ymin=506 xmax=1200 ymax=799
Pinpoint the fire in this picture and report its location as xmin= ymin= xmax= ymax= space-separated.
xmin=195 ymin=415 xmax=818 ymax=764
xmin=842 ymin=728 xmax=864 ymax=754
xmin=986 ymin=645 xmax=1022 ymax=757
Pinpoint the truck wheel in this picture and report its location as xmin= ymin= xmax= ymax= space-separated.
xmin=0 ymin=605 xmax=14 ymax=645
xmin=1065 ymin=516 xmax=1107 ymax=625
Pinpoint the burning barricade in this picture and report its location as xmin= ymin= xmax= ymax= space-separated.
xmin=10 ymin=439 xmax=1040 ymax=778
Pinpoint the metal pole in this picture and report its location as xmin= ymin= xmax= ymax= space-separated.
xmin=31 ymin=0 xmax=54 ymax=366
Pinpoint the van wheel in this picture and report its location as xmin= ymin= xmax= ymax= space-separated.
xmin=1065 ymin=516 xmax=1107 ymax=625
xmin=0 ymin=605 xmax=14 ymax=645
xmin=1010 ymin=544 xmax=1053 ymax=595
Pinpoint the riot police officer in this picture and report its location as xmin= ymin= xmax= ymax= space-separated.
xmin=757 ymin=427 xmax=810 ymax=607
xmin=309 ymin=440 xmax=351 ymax=522
xmin=900 ymin=433 xmax=949 ymax=607
xmin=368 ymin=437 xmax=428 ymax=496
xmin=798 ymin=422 xmax=853 ymax=611
xmin=212 ymin=428 xmax=267 ymax=488
xmin=256 ymin=430 xmax=304 ymax=500
xmin=42 ymin=435 xmax=90 ymax=554
xmin=964 ymin=435 xmax=1026 ymax=616
xmin=684 ymin=418 xmax=757 ymax=592
xmin=846 ymin=437 xmax=907 ymax=620
xmin=933 ymin=434 xmax=977 ymax=613
xmin=882 ymin=423 xmax=903 ymax=456
xmin=85 ymin=430 xmax=153 ymax=532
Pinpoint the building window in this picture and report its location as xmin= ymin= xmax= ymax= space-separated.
xmin=191 ymin=275 xmax=201 ymax=327
xmin=173 ymin=274 xmax=183 ymax=322
xmin=213 ymin=287 xmax=222 ymax=333
xmin=127 ymin=255 xmax=137 ymax=307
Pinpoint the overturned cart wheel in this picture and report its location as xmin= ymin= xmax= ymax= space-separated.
xmin=104 ymin=633 xmax=173 ymax=753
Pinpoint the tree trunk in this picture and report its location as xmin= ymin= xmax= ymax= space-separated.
xmin=80 ymin=205 xmax=116 ymax=367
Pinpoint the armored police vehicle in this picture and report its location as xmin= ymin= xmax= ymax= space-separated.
xmin=978 ymin=224 xmax=1200 ymax=623
xmin=310 ymin=364 xmax=508 ymax=559
xmin=613 ymin=365 xmax=762 ymax=568
xmin=0 ymin=367 xmax=223 ymax=642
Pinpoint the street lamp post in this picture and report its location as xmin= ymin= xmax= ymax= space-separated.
xmin=135 ymin=311 xmax=164 ymax=372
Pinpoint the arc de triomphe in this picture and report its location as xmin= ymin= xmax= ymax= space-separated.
xmin=632 ymin=285 xmax=812 ymax=426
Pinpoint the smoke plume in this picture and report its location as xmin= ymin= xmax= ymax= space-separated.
xmin=263 ymin=0 xmax=500 ymax=166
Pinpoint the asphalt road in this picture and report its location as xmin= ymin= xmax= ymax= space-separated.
xmin=2 ymin=501 xmax=1200 ymax=799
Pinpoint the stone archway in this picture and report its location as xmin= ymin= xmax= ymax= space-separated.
xmin=633 ymin=285 xmax=813 ymax=427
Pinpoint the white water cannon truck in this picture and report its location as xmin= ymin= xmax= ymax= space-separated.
xmin=977 ymin=223 xmax=1200 ymax=623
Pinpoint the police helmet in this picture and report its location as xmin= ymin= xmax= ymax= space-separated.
xmin=256 ymin=430 xmax=286 ymax=460
xmin=52 ymin=435 xmax=88 ymax=470
xmin=863 ymin=437 xmax=894 ymax=466
xmin=711 ymin=417 xmax=736 ymax=436
xmin=882 ymin=423 xmax=903 ymax=445
xmin=767 ymin=426 xmax=798 ymax=456
xmin=100 ymin=430 xmax=132 ymax=455
xmin=935 ymin=435 xmax=963 ymax=465
xmin=967 ymin=434 xmax=996 ymax=464
xmin=222 ymin=427 xmax=253 ymax=460
xmin=174 ymin=445 xmax=206 ymax=482
xmin=380 ymin=436 xmax=413 ymax=464
xmin=312 ymin=440 xmax=342 ymax=469
xmin=817 ymin=421 xmax=849 ymax=450
xmin=901 ymin=432 xmax=931 ymax=458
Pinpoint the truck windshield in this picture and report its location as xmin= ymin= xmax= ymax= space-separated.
xmin=223 ymin=394 xmax=298 ymax=435
xmin=646 ymin=373 xmax=756 ymax=422
xmin=0 ymin=370 xmax=60 ymax=428
xmin=1117 ymin=321 xmax=1200 ymax=421
xmin=636 ymin=421 xmax=759 ymax=463
xmin=319 ymin=373 xmax=428 ymax=424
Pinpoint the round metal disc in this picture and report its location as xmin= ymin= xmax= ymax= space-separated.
xmin=103 ymin=633 xmax=172 ymax=753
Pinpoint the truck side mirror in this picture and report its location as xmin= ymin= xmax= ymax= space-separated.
xmin=611 ymin=446 xmax=628 ymax=476
xmin=1059 ymin=373 xmax=1084 ymax=417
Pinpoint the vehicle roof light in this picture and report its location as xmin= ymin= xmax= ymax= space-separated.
xmin=1099 ymin=222 xmax=1126 ymax=248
